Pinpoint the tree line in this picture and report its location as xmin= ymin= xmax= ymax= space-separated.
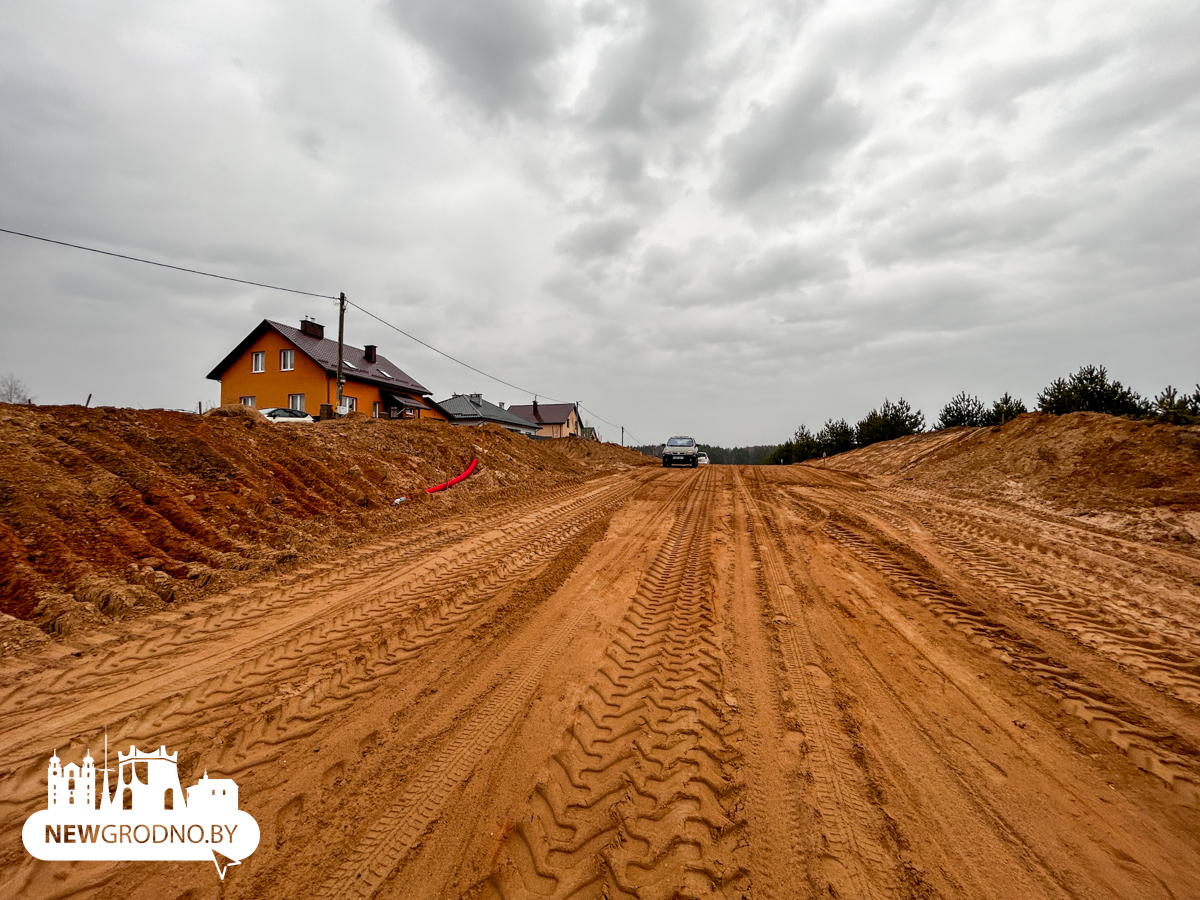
xmin=697 ymin=444 xmax=778 ymax=465
xmin=767 ymin=365 xmax=1200 ymax=465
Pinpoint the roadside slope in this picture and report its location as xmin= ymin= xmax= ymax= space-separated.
xmin=806 ymin=412 xmax=1200 ymax=543
xmin=0 ymin=404 xmax=652 ymax=636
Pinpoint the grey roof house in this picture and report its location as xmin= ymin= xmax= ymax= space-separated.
xmin=438 ymin=393 xmax=540 ymax=436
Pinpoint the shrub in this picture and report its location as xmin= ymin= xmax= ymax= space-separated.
xmin=1152 ymin=385 xmax=1200 ymax=425
xmin=935 ymin=392 xmax=986 ymax=429
xmin=767 ymin=419 xmax=858 ymax=464
xmin=789 ymin=426 xmax=822 ymax=462
xmin=816 ymin=418 xmax=856 ymax=456
xmin=982 ymin=392 xmax=1027 ymax=426
xmin=1036 ymin=365 xmax=1148 ymax=417
xmin=855 ymin=398 xmax=924 ymax=447
xmin=766 ymin=427 xmax=821 ymax=464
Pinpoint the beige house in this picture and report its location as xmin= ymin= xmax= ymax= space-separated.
xmin=507 ymin=401 xmax=583 ymax=438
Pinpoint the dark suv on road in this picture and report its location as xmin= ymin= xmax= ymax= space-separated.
xmin=662 ymin=436 xmax=699 ymax=467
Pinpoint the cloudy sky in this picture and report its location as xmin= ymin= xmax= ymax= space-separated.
xmin=1 ymin=0 xmax=1197 ymax=446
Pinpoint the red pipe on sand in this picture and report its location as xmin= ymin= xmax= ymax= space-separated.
xmin=426 ymin=458 xmax=479 ymax=494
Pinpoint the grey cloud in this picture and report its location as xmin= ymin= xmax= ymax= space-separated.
xmin=715 ymin=72 xmax=867 ymax=204
xmin=3 ymin=2 xmax=1200 ymax=448
xmin=583 ymin=0 xmax=719 ymax=132
xmin=602 ymin=143 xmax=645 ymax=186
xmin=1052 ymin=57 xmax=1200 ymax=152
xmin=963 ymin=152 xmax=1011 ymax=189
xmin=0 ymin=30 xmax=79 ymax=137
xmin=714 ymin=242 xmax=849 ymax=300
xmin=860 ymin=195 xmax=1073 ymax=266
xmin=803 ymin=0 xmax=942 ymax=76
xmin=555 ymin=215 xmax=640 ymax=260
xmin=963 ymin=42 xmax=1114 ymax=119
xmin=387 ymin=0 xmax=567 ymax=116
xmin=542 ymin=269 xmax=603 ymax=310
xmin=1068 ymin=163 xmax=1200 ymax=280
xmin=580 ymin=0 xmax=619 ymax=27
xmin=620 ymin=236 xmax=852 ymax=330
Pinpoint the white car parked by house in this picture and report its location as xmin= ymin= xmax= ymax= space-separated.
xmin=258 ymin=407 xmax=314 ymax=423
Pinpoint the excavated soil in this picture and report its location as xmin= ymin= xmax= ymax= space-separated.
xmin=2 ymin=412 xmax=1199 ymax=899
xmin=0 ymin=403 xmax=651 ymax=640
xmin=807 ymin=411 xmax=1200 ymax=546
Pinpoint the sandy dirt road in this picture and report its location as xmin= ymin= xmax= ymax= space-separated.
xmin=2 ymin=465 xmax=1199 ymax=899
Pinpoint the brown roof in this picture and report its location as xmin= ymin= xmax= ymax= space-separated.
xmin=206 ymin=319 xmax=430 ymax=395
xmin=507 ymin=402 xmax=578 ymax=427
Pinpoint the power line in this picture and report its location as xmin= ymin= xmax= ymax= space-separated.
xmin=0 ymin=227 xmax=338 ymax=300
xmin=580 ymin=404 xmax=641 ymax=446
xmin=0 ymin=225 xmax=640 ymax=442
xmin=343 ymin=299 xmax=568 ymax=403
xmin=346 ymin=300 xmax=639 ymax=443
xmin=348 ymin=303 xmax=638 ymax=444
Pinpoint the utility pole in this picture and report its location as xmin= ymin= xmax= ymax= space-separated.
xmin=336 ymin=292 xmax=346 ymax=413
xmin=621 ymin=426 xmax=624 ymax=447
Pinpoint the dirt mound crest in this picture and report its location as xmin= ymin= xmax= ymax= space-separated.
xmin=0 ymin=405 xmax=647 ymax=634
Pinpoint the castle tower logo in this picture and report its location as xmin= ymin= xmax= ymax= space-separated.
xmin=22 ymin=736 xmax=259 ymax=879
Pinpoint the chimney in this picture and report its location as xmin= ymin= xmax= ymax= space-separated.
xmin=363 ymin=344 xmax=377 ymax=363
xmin=468 ymin=393 xmax=482 ymax=405
xmin=498 ymin=402 xmax=505 ymax=409
xmin=300 ymin=319 xmax=325 ymax=339
xmin=533 ymin=398 xmax=539 ymax=415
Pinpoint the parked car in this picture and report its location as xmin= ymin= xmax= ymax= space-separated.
xmin=258 ymin=407 xmax=314 ymax=423
xmin=662 ymin=436 xmax=699 ymax=467
xmin=697 ymin=452 xmax=710 ymax=465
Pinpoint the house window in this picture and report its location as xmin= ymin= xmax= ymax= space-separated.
xmin=372 ymin=401 xmax=380 ymax=418
xmin=288 ymin=393 xmax=305 ymax=411
xmin=280 ymin=349 xmax=294 ymax=371
xmin=251 ymin=351 xmax=265 ymax=373
xmin=344 ymin=396 xmax=357 ymax=412
xmin=239 ymin=396 xmax=256 ymax=408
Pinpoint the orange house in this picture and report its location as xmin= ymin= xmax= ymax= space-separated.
xmin=206 ymin=319 xmax=447 ymax=420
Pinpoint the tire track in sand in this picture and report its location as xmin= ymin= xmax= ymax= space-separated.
xmin=315 ymin=474 xmax=700 ymax=900
xmin=896 ymin=500 xmax=1200 ymax=706
xmin=0 ymin=477 xmax=640 ymax=843
xmin=821 ymin=515 xmax=1200 ymax=806
xmin=480 ymin=469 xmax=748 ymax=900
xmin=736 ymin=470 xmax=896 ymax=900
xmin=1 ymin=477 xmax=633 ymax=725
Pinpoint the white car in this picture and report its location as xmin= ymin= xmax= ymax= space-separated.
xmin=662 ymin=436 xmax=699 ymax=467
xmin=258 ymin=407 xmax=314 ymax=423
xmin=697 ymin=452 xmax=710 ymax=465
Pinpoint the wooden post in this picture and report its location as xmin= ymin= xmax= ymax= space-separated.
xmin=336 ymin=292 xmax=346 ymax=414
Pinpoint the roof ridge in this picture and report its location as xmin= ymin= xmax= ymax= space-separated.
xmin=208 ymin=318 xmax=430 ymax=395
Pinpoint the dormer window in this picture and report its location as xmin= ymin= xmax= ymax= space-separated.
xmin=251 ymin=351 xmax=265 ymax=373
xmin=280 ymin=349 xmax=294 ymax=371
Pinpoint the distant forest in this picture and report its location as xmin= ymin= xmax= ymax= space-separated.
xmin=634 ymin=443 xmax=779 ymax=465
